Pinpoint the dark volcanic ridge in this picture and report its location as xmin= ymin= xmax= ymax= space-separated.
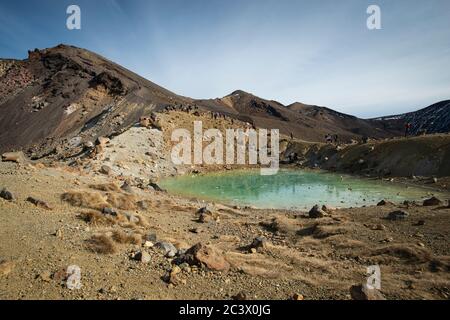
xmin=0 ymin=44 xmax=448 ymax=158
xmin=372 ymin=100 xmax=450 ymax=136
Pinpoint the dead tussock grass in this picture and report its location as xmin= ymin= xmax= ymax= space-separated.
xmin=79 ymin=210 xmax=128 ymax=226
xmin=266 ymin=244 xmax=337 ymax=274
xmin=136 ymin=214 xmax=150 ymax=228
xmin=122 ymin=213 xmax=150 ymax=228
xmin=62 ymin=189 xmax=142 ymax=212
xmin=261 ymin=215 xmax=300 ymax=236
xmin=111 ymin=230 xmax=142 ymax=245
xmin=61 ymin=190 xmax=109 ymax=210
xmin=86 ymin=234 xmax=118 ymax=254
xmin=370 ymin=244 xmax=433 ymax=264
xmin=295 ymin=237 xmax=324 ymax=250
xmin=59 ymin=165 xmax=83 ymax=174
xmin=263 ymin=245 xmax=356 ymax=288
xmin=137 ymin=200 xmax=152 ymax=210
xmin=312 ymin=224 xmax=350 ymax=239
xmin=170 ymin=205 xmax=192 ymax=212
xmin=225 ymin=252 xmax=293 ymax=278
xmin=106 ymin=192 xmax=138 ymax=210
xmin=325 ymin=236 xmax=368 ymax=250
xmin=89 ymin=183 xmax=121 ymax=193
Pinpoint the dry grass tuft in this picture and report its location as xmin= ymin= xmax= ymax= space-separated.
xmin=61 ymin=191 xmax=109 ymax=210
xmin=111 ymin=230 xmax=142 ymax=245
xmin=371 ymin=244 xmax=433 ymax=264
xmin=89 ymin=183 xmax=121 ymax=193
xmin=135 ymin=214 xmax=149 ymax=228
xmin=86 ymin=234 xmax=118 ymax=254
xmin=79 ymin=210 xmax=127 ymax=226
xmin=225 ymin=252 xmax=293 ymax=278
xmin=106 ymin=192 xmax=137 ymax=210
xmin=261 ymin=216 xmax=300 ymax=236
xmin=312 ymin=225 xmax=349 ymax=239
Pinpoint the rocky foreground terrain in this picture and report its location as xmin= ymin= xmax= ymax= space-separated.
xmin=0 ymin=110 xmax=449 ymax=300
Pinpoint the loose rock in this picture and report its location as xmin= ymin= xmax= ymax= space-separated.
xmin=386 ymin=210 xmax=409 ymax=221
xmin=133 ymin=251 xmax=151 ymax=264
xmin=309 ymin=205 xmax=327 ymax=218
xmin=250 ymin=236 xmax=269 ymax=252
xmin=197 ymin=207 xmax=219 ymax=223
xmin=155 ymin=241 xmax=177 ymax=258
xmin=377 ymin=199 xmax=394 ymax=206
xmin=143 ymin=241 xmax=154 ymax=248
xmin=321 ymin=205 xmax=336 ymax=213
xmin=26 ymin=196 xmax=52 ymax=210
xmin=99 ymin=165 xmax=112 ymax=175
xmin=232 ymin=291 xmax=247 ymax=300
xmin=0 ymin=188 xmax=14 ymax=201
xmin=293 ymin=293 xmax=304 ymax=300
xmin=423 ymin=197 xmax=442 ymax=206
xmin=102 ymin=207 xmax=117 ymax=216
xmin=184 ymin=243 xmax=230 ymax=272
xmin=1 ymin=151 xmax=25 ymax=163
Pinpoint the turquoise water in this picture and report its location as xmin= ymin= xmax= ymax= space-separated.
xmin=160 ymin=169 xmax=446 ymax=210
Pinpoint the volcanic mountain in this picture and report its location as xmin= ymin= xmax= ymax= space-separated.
xmin=0 ymin=44 xmax=448 ymax=158
xmin=371 ymin=100 xmax=450 ymax=136
xmin=0 ymin=44 xmax=191 ymax=158
xmin=197 ymin=91 xmax=399 ymax=141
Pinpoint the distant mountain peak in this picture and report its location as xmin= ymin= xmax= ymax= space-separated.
xmin=229 ymin=89 xmax=252 ymax=97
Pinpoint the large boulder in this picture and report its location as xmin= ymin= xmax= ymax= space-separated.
xmin=184 ymin=243 xmax=230 ymax=272
xmin=309 ymin=205 xmax=327 ymax=218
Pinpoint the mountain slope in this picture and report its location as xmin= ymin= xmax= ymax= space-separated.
xmin=197 ymin=91 xmax=397 ymax=142
xmin=0 ymin=45 xmax=448 ymax=159
xmin=370 ymin=100 xmax=450 ymax=135
xmin=0 ymin=44 xmax=192 ymax=158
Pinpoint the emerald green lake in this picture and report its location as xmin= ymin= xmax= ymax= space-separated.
xmin=160 ymin=169 xmax=446 ymax=210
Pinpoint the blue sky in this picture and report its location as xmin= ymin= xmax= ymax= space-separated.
xmin=0 ymin=0 xmax=449 ymax=117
